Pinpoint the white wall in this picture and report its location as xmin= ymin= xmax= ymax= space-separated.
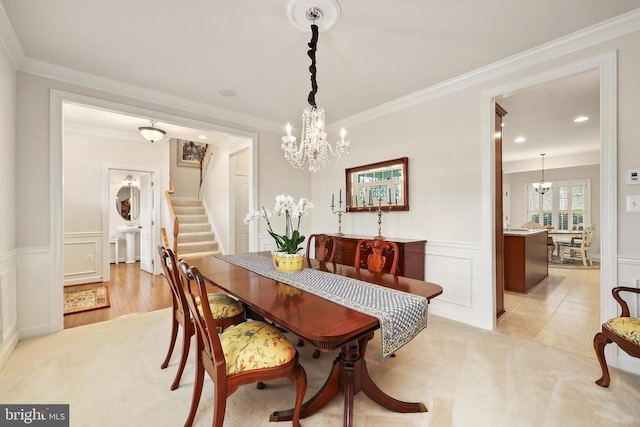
xmin=504 ymin=164 xmax=601 ymax=255
xmin=0 ymin=33 xmax=18 ymax=368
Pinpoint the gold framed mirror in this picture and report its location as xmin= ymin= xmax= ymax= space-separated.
xmin=345 ymin=157 xmax=409 ymax=212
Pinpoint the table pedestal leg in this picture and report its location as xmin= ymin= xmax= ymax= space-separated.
xmin=270 ymin=334 xmax=427 ymax=426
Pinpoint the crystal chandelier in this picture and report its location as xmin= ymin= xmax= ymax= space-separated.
xmin=281 ymin=6 xmax=349 ymax=172
xmin=533 ymin=153 xmax=552 ymax=194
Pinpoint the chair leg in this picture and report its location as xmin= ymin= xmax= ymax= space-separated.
xmin=170 ymin=327 xmax=191 ymax=390
xmin=594 ymin=332 xmax=612 ymax=387
xmin=185 ymin=357 xmax=205 ymax=427
xmin=582 ymin=250 xmax=588 ymax=267
xmin=161 ymin=316 xmax=179 ymax=369
xmin=212 ymin=384 xmax=227 ymax=427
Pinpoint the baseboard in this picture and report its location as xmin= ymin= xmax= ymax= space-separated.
xmin=18 ymin=324 xmax=51 ymax=340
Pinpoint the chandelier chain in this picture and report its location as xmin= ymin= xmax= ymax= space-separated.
xmin=307 ymin=24 xmax=319 ymax=108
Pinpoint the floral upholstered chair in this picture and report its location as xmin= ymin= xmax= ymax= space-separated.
xmin=594 ymin=286 xmax=640 ymax=387
xmin=158 ymin=246 xmax=244 ymax=391
xmin=178 ymin=260 xmax=307 ymax=427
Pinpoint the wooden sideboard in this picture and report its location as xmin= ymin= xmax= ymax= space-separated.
xmin=324 ymin=234 xmax=426 ymax=280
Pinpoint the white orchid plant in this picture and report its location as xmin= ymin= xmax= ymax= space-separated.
xmin=244 ymin=195 xmax=313 ymax=254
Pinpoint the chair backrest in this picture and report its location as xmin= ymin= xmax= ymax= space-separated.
xmin=177 ymin=260 xmax=227 ymax=380
xmin=158 ymin=245 xmax=190 ymax=321
xmin=306 ymin=234 xmax=337 ymax=267
xmin=521 ymin=221 xmax=544 ymax=229
xmin=580 ymin=224 xmax=595 ymax=248
xmin=354 ymin=239 xmax=399 ymax=275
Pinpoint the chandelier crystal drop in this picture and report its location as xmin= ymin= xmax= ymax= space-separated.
xmin=281 ymin=6 xmax=349 ymax=172
xmin=533 ymin=153 xmax=552 ymax=195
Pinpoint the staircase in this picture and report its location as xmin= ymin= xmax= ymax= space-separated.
xmin=172 ymin=198 xmax=221 ymax=259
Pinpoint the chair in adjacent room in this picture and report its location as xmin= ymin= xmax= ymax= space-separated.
xmin=558 ymin=224 xmax=595 ymax=266
xmin=355 ymin=238 xmax=399 ymax=275
xmin=306 ymin=233 xmax=336 ymax=270
xmin=158 ymin=246 xmax=245 ymax=391
xmin=594 ymin=286 xmax=640 ymax=387
xmin=178 ymin=261 xmax=307 ymax=427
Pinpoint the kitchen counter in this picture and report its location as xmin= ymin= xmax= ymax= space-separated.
xmin=503 ymin=229 xmax=548 ymax=293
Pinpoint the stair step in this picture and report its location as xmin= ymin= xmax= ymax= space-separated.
xmin=178 ymin=214 xmax=209 ymax=224
xmin=171 ymin=198 xmax=202 ymax=207
xmin=178 ymin=241 xmax=219 ymax=254
xmin=180 ymin=223 xmax=211 ymax=233
xmin=178 ymin=232 xmax=215 ymax=243
xmin=179 ymin=250 xmax=222 ymax=260
xmin=174 ymin=206 xmax=205 ymax=216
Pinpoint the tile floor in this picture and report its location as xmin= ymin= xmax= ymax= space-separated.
xmin=497 ymin=265 xmax=601 ymax=359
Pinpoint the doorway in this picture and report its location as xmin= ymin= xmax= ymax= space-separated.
xmin=51 ymin=91 xmax=259 ymax=331
xmin=482 ymin=52 xmax=617 ymax=356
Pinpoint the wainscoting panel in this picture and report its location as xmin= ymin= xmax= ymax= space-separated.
xmin=63 ymin=232 xmax=103 ymax=285
xmin=424 ymin=241 xmax=484 ymax=327
xmin=0 ymin=250 xmax=18 ymax=369
xmin=16 ymin=248 xmax=52 ymax=339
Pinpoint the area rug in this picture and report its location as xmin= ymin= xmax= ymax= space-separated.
xmin=549 ymin=260 xmax=600 ymax=270
xmin=63 ymin=285 xmax=111 ymax=315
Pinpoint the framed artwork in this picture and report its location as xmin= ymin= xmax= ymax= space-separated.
xmin=177 ymin=139 xmax=207 ymax=167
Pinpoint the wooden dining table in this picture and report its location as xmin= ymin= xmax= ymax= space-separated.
xmin=188 ymin=253 xmax=443 ymax=427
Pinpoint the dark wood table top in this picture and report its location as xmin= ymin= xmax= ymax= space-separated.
xmin=188 ymin=254 xmax=442 ymax=351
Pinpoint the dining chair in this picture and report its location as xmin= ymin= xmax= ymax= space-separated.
xmin=158 ymin=246 xmax=245 ymax=391
xmin=558 ymin=224 xmax=595 ymax=266
xmin=178 ymin=260 xmax=307 ymax=427
xmin=306 ymin=233 xmax=337 ymax=270
xmin=355 ymin=238 xmax=399 ymax=275
xmin=594 ymin=286 xmax=640 ymax=387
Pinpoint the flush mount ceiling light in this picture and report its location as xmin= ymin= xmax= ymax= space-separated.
xmin=514 ymin=136 xmax=526 ymax=143
xmin=533 ymin=153 xmax=552 ymax=195
xmin=281 ymin=0 xmax=349 ymax=172
xmin=573 ymin=116 xmax=589 ymax=123
xmin=138 ymin=120 xmax=166 ymax=143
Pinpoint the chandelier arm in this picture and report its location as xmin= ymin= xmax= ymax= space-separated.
xmin=307 ymin=24 xmax=319 ymax=108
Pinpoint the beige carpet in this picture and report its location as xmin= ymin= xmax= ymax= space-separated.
xmin=1 ymin=309 xmax=640 ymax=426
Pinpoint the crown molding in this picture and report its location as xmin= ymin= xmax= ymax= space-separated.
xmin=18 ymin=57 xmax=284 ymax=134
xmin=328 ymin=8 xmax=640 ymax=131
xmin=0 ymin=3 xmax=24 ymax=68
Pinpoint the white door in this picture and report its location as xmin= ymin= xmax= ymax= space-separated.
xmin=139 ymin=173 xmax=154 ymax=273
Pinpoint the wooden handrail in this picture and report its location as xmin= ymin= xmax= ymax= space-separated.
xmin=165 ymin=176 xmax=179 ymax=254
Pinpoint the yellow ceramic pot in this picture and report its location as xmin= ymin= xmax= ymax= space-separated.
xmin=271 ymin=251 xmax=304 ymax=272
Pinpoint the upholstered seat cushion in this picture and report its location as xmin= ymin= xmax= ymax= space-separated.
xmin=604 ymin=317 xmax=640 ymax=345
xmin=195 ymin=293 xmax=244 ymax=319
xmin=220 ymin=321 xmax=296 ymax=376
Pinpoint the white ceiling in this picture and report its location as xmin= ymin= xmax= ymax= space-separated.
xmin=3 ymin=1 xmax=635 ymax=163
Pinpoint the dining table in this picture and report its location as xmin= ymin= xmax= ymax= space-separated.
xmin=547 ymin=229 xmax=583 ymax=255
xmin=187 ymin=252 xmax=443 ymax=427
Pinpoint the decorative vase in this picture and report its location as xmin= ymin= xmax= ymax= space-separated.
xmin=271 ymin=251 xmax=304 ymax=272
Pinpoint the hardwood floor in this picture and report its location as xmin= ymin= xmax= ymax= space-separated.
xmin=64 ymin=262 xmax=172 ymax=329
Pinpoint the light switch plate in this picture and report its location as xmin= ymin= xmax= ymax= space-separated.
xmin=626 ymin=168 xmax=640 ymax=185
xmin=627 ymin=195 xmax=640 ymax=212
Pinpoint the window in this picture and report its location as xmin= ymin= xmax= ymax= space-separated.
xmin=526 ymin=180 xmax=590 ymax=230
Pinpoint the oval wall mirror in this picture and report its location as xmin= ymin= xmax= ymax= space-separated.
xmin=116 ymin=186 xmax=140 ymax=221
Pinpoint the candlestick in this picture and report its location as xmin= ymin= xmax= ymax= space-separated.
xmin=368 ymin=197 xmax=393 ymax=239
xmin=331 ymin=200 xmax=347 ymax=236
xmin=339 ymin=189 xmax=342 ymax=203
xmin=331 ymin=193 xmax=334 ymax=207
